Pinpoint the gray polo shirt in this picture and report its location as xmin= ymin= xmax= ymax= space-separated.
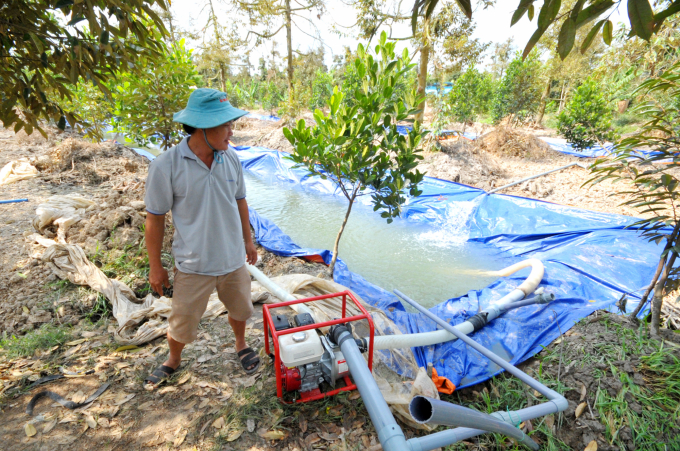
xmin=144 ymin=137 xmax=246 ymax=276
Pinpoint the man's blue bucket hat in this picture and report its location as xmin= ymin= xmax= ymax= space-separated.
xmin=173 ymin=88 xmax=248 ymax=129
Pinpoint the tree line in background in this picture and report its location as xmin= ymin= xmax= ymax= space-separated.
xmin=3 ymin=0 xmax=679 ymax=151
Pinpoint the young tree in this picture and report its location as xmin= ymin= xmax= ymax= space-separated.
xmin=1 ymin=0 xmax=169 ymax=136
xmin=283 ymin=33 xmax=427 ymax=274
xmin=113 ymin=39 xmax=201 ymax=150
xmin=557 ymin=78 xmax=617 ymax=150
xmin=588 ymin=61 xmax=680 ymax=336
xmin=492 ymin=51 xmax=543 ymax=125
xmin=446 ymin=67 xmax=493 ymax=131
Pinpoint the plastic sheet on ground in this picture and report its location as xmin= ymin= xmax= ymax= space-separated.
xmin=237 ymin=145 xmax=665 ymax=389
xmin=396 ymin=124 xmax=477 ymax=140
xmin=0 ymin=159 xmax=38 ymax=185
xmin=33 ymin=196 xmax=95 ymax=243
xmin=246 ymin=113 xmax=281 ymax=122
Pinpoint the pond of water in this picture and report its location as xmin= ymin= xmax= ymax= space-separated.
xmin=245 ymin=172 xmax=510 ymax=308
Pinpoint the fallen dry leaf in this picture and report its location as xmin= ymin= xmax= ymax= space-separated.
xmin=65 ymin=339 xmax=87 ymax=346
xmin=544 ymin=414 xmax=555 ymax=430
xmin=299 ymin=416 xmax=307 ymax=433
xmin=177 ymin=372 xmax=192 ymax=385
xmin=85 ymin=415 xmax=97 ymax=429
xmin=43 ymin=419 xmax=58 ymax=434
xmin=71 ymin=390 xmax=87 ymax=404
xmin=349 ymin=391 xmax=361 ymax=400
xmin=575 ymin=402 xmax=587 ymax=418
xmin=114 ymin=363 xmax=131 ymax=370
xmin=114 ymin=393 xmax=135 ymax=405
xmin=24 ymin=423 xmax=37 ymax=437
xmin=584 ymin=440 xmax=598 ymax=451
xmin=319 ymin=432 xmax=339 ymax=441
xmin=247 ymin=418 xmax=256 ymax=433
xmin=257 ymin=428 xmax=286 ymax=440
xmin=97 ymin=417 xmax=110 ymax=428
xmin=305 ymin=432 xmax=321 ymax=446
xmin=198 ymin=398 xmax=210 ymax=409
xmin=579 ymin=382 xmax=587 ymax=402
xmin=174 ymin=429 xmax=187 ymax=447
xmin=225 ymin=429 xmax=242 ymax=442
xmin=212 ymin=417 xmax=225 ymax=429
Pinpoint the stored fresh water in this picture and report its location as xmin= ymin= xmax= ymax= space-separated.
xmin=245 ymin=172 xmax=509 ymax=308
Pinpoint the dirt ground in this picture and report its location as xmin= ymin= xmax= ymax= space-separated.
xmin=1 ymin=120 xmax=679 ymax=451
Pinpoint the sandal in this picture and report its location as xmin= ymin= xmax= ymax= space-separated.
xmin=237 ymin=347 xmax=261 ymax=375
xmin=144 ymin=364 xmax=178 ymax=388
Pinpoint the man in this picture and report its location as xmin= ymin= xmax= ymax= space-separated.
xmin=143 ymin=88 xmax=259 ymax=388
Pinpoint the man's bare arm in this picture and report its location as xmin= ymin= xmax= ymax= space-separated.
xmin=237 ymin=198 xmax=258 ymax=265
xmin=146 ymin=212 xmax=170 ymax=295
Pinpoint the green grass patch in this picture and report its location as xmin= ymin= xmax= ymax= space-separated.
xmin=0 ymin=324 xmax=72 ymax=358
xmin=91 ymin=240 xmax=159 ymax=297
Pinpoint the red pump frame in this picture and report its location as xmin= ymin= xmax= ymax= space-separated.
xmin=263 ymin=291 xmax=375 ymax=404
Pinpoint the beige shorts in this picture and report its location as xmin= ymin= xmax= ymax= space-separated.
xmin=168 ymin=265 xmax=253 ymax=344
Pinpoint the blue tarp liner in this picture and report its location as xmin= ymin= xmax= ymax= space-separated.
xmin=236 ymin=145 xmax=661 ymax=389
xmin=246 ymin=113 xmax=281 ymax=122
xmin=396 ymin=124 xmax=478 ymax=140
xmin=538 ymin=137 xmax=616 ymax=158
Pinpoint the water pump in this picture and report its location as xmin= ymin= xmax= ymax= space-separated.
xmin=263 ymin=291 xmax=374 ymax=403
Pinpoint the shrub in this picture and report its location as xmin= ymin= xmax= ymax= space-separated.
xmin=492 ymin=51 xmax=542 ymax=125
xmin=59 ymin=81 xmax=114 ymax=143
xmin=112 ymin=39 xmax=201 ymax=150
xmin=558 ymin=78 xmax=617 ymax=151
xmin=447 ymin=67 xmax=494 ymax=130
xmin=310 ymin=70 xmax=334 ymax=110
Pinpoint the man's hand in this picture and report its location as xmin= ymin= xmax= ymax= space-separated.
xmin=245 ymin=241 xmax=258 ymax=265
xmin=149 ymin=265 xmax=170 ymax=296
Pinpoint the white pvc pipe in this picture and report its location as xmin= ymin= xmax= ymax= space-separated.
xmin=372 ymin=259 xmax=544 ymax=350
xmin=246 ymin=263 xmax=316 ymax=320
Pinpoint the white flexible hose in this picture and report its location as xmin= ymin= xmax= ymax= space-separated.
xmin=373 ymin=259 xmax=544 ymax=350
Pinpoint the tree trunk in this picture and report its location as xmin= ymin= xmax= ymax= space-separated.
xmin=219 ymin=64 xmax=227 ymax=93
xmin=536 ymin=80 xmax=551 ymax=125
xmin=629 ymin=221 xmax=680 ymax=323
xmin=558 ymin=81 xmax=570 ymax=112
xmin=285 ymin=0 xmax=293 ymax=93
xmin=208 ymin=0 xmax=226 ymax=93
xmin=329 ymin=190 xmax=358 ymax=275
xmin=651 ymin=250 xmax=677 ymax=336
xmin=416 ymin=41 xmax=430 ymax=123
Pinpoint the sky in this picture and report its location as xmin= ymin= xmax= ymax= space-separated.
xmin=168 ymin=0 xmax=630 ymax=71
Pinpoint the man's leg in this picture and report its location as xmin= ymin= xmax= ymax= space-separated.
xmin=228 ymin=315 xmax=249 ymax=357
xmin=146 ymin=271 xmax=215 ymax=387
xmin=164 ymin=331 xmax=186 ymax=370
xmin=217 ymin=265 xmax=256 ymax=371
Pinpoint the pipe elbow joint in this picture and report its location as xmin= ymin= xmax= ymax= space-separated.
xmin=552 ymin=395 xmax=569 ymax=412
xmin=329 ymin=323 xmax=353 ymax=347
